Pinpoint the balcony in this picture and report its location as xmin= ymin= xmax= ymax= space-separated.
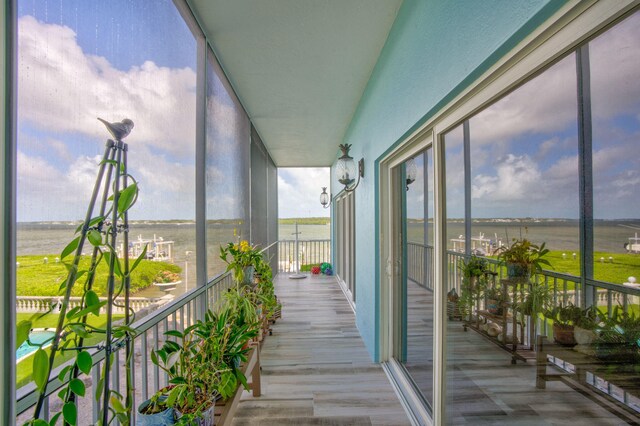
xmin=16 ymin=240 xmax=411 ymax=425
xmin=4 ymin=0 xmax=640 ymax=425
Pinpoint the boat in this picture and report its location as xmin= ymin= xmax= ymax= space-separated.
xmin=118 ymin=234 xmax=174 ymax=262
xmin=450 ymin=232 xmax=501 ymax=255
xmin=624 ymin=233 xmax=640 ymax=253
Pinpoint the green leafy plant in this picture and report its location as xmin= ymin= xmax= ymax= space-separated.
xmin=497 ymin=238 xmax=551 ymax=277
xmin=458 ymin=256 xmax=489 ymax=319
xmin=220 ymin=240 xmax=263 ymax=283
xmin=149 ymin=306 xmax=258 ymax=423
xmin=484 ymin=286 xmax=507 ymax=315
xmin=154 ymin=270 xmax=181 ymax=283
xmin=21 ymin=141 xmax=142 ymax=426
xmin=594 ymin=306 xmax=640 ymax=362
xmin=545 ymin=302 xmax=583 ymax=327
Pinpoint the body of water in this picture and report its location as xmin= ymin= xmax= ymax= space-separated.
xmin=17 ymin=222 xmax=331 ymax=297
xmin=408 ymin=219 xmax=640 ymax=254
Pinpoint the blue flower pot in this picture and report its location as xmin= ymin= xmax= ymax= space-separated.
xmin=137 ymin=398 xmax=175 ymax=425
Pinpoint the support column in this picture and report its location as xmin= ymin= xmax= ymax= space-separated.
xmin=1 ymin=1 xmax=16 ymax=422
xmin=463 ymin=120 xmax=471 ymax=256
xmin=577 ymin=45 xmax=594 ymax=308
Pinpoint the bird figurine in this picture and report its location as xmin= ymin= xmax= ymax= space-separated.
xmin=97 ymin=117 xmax=134 ymax=141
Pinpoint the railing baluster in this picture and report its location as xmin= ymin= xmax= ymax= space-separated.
xmin=153 ymin=324 xmax=160 ymax=392
xmin=42 ymin=396 xmax=49 ymax=422
xmin=141 ymin=330 xmax=148 ymax=403
xmin=130 ymin=340 xmax=136 ymax=425
xmin=92 ymin=363 xmax=100 ymax=423
xmin=112 ymin=349 xmax=120 ymax=397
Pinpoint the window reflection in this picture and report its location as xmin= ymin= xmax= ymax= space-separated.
xmin=402 ymin=150 xmax=434 ymax=409
xmin=590 ymin=11 xmax=640 ymax=284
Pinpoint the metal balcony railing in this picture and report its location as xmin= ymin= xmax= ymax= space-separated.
xmin=407 ymin=242 xmax=640 ymax=319
xmin=277 ymin=239 xmax=331 ymax=273
xmin=15 ymin=241 xmax=278 ymax=424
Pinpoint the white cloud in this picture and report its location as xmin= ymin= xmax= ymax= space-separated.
xmin=278 ymin=168 xmax=330 ymax=218
xmin=469 ymin=54 xmax=577 ymax=147
xmin=17 ymin=15 xmax=197 ymax=157
xmin=472 ymin=154 xmax=541 ymax=201
xmin=17 ymin=151 xmax=99 ymax=220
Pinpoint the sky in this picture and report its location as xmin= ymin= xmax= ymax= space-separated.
xmin=278 ymin=168 xmax=330 ymax=218
xmin=16 ymin=1 xmax=332 ymax=223
xmin=15 ymin=3 xmax=640 ymax=222
xmin=438 ymin=12 xmax=640 ymax=220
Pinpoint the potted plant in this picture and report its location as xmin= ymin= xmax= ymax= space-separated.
xmin=137 ymin=393 xmax=176 ymax=425
xmin=458 ymin=256 xmax=489 ymax=320
xmin=573 ymin=305 xmax=600 ymax=346
xmin=514 ymin=280 xmax=551 ymax=342
xmin=546 ymin=302 xmax=582 ymax=346
xmin=153 ymin=269 xmax=182 ymax=291
xmin=594 ymin=307 xmax=640 ymax=363
xmin=220 ymin=240 xmax=263 ymax=285
xmin=146 ymin=304 xmax=257 ymax=426
xmin=497 ymin=238 xmax=551 ymax=279
xmin=485 ymin=286 xmax=507 ymax=316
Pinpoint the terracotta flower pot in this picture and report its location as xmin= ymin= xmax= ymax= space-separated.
xmin=553 ymin=323 xmax=576 ymax=346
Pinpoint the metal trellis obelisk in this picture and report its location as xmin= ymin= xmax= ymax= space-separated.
xmin=32 ymin=118 xmax=137 ymax=426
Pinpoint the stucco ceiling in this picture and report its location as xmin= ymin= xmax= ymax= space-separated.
xmin=187 ymin=0 xmax=402 ymax=167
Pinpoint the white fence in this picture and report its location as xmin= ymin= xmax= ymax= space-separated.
xmin=16 ymin=296 xmax=171 ymax=314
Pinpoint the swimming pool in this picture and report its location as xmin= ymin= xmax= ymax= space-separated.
xmin=16 ymin=329 xmax=55 ymax=362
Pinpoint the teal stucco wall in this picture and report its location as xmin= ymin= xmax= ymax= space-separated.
xmin=333 ymin=0 xmax=568 ymax=361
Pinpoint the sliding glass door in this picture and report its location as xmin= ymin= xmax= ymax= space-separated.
xmin=395 ymin=149 xmax=435 ymax=410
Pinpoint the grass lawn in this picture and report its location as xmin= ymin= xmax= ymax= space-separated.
xmin=17 ymin=254 xmax=180 ymax=296
xmin=16 ymin=313 xmax=124 ymax=389
xmin=545 ymin=251 xmax=640 ymax=285
xmin=483 ymin=251 xmax=640 ymax=287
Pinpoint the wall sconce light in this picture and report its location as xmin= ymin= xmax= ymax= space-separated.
xmin=337 ymin=143 xmax=364 ymax=192
xmin=405 ymin=156 xmax=417 ymax=191
xmin=320 ymin=187 xmax=332 ymax=209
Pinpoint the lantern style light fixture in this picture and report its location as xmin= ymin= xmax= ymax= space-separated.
xmin=337 ymin=143 xmax=364 ymax=192
xmin=405 ymin=156 xmax=417 ymax=191
xmin=320 ymin=187 xmax=332 ymax=209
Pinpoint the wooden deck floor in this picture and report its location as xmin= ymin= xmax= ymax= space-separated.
xmin=232 ymin=274 xmax=411 ymax=426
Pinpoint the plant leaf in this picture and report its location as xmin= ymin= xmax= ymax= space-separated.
xmin=69 ymin=378 xmax=86 ymax=397
xmin=49 ymin=412 xmax=62 ymax=426
xmin=87 ymin=230 xmax=102 ymax=247
xmin=61 ymin=236 xmax=80 ymax=259
xmin=16 ymin=320 xmax=32 ymax=348
xmin=166 ymin=350 xmax=181 ymax=369
xmin=57 ymin=365 xmax=72 ymax=382
xmin=85 ymin=290 xmax=101 ymax=316
xmin=62 ymin=402 xmax=77 ymax=426
xmin=69 ymin=324 xmax=89 ymax=338
xmin=103 ymin=251 xmax=123 ymax=278
xmin=164 ymin=330 xmax=184 ymax=339
xmin=32 ymin=348 xmax=49 ymax=391
xmin=110 ymin=394 xmax=126 ymax=413
xmin=95 ymin=377 xmax=104 ymax=401
xmin=117 ymin=183 xmax=138 ymax=215
xmin=66 ymin=306 xmax=80 ymax=320
xmin=76 ymin=351 xmax=93 ymax=375
xmin=130 ymin=245 xmax=148 ymax=273
xmin=69 ymin=300 xmax=107 ymax=319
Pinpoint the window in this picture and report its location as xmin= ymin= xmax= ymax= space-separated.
xmin=590 ymin=12 xmax=640 ymax=284
xmin=335 ymin=191 xmax=356 ymax=302
xmin=15 ymin=0 xmax=198 ymax=414
xmin=205 ymin=49 xmax=250 ymax=280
